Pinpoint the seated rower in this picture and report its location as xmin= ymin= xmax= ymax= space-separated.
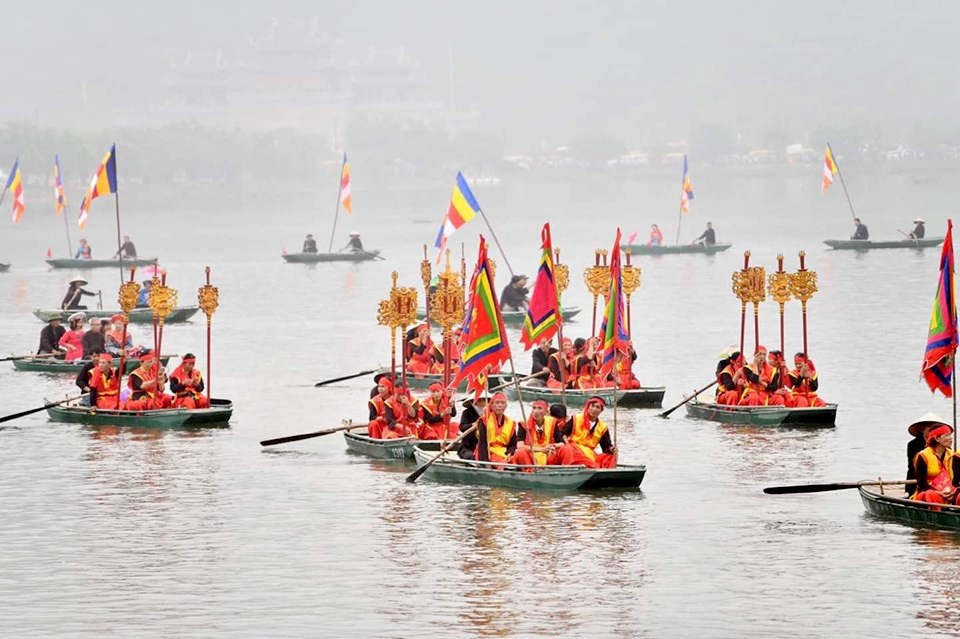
xmin=418 ymin=382 xmax=458 ymax=440
xmin=382 ymin=386 xmax=420 ymax=439
xmin=546 ymin=338 xmax=575 ymax=390
xmin=370 ymin=371 xmax=395 ymax=399
xmin=531 ymin=338 xmax=557 ymax=382
xmin=907 ymin=414 xmax=943 ymax=490
xmin=88 ymin=354 xmax=121 ymax=409
xmin=457 ymin=395 xmax=488 ymax=460
xmin=738 ymin=346 xmax=786 ymax=407
xmin=125 ymin=352 xmax=173 ymax=410
xmin=511 ymin=400 xmax=563 ymax=467
xmin=367 ymin=377 xmax=394 ymax=438
xmin=169 ymin=353 xmax=210 ymax=409
xmin=406 ymin=324 xmax=439 ymax=375
xmin=302 ymin=233 xmax=318 ymax=253
xmin=786 ymin=352 xmax=827 ymax=407
xmin=911 ymin=420 xmax=960 ymax=505
xmin=475 ymin=392 xmax=519 ymax=464
xmin=37 ymin=313 xmax=67 ymax=358
xmin=557 ymin=396 xmax=617 ymax=468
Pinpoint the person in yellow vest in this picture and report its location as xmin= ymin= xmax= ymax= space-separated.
xmin=911 ymin=420 xmax=960 ymax=505
xmin=557 ymin=396 xmax=617 ymax=468
xmin=384 ymin=385 xmax=420 ymax=439
xmin=169 ymin=353 xmax=210 ymax=409
xmin=475 ymin=392 xmax=519 ymax=463
xmin=511 ymin=400 xmax=563 ymax=467
xmin=125 ymin=352 xmax=173 ymax=410
xmin=418 ymin=382 xmax=458 ymax=440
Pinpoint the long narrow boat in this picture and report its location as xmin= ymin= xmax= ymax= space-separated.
xmin=823 ymin=237 xmax=943 ymax=250
xmin=621 ymin=242 xmax=732 ymax=256
xmin=685 ymin=398 xmax=837 ymax=427
xmin=46 ymin=397 xmax=232 ymax=428
xmin=45 ymin=257 xmax=158 ymax=269
xmin=33 ymin=306 xmax=200 ymax=324
xmin=501 ymin=380 xmax=665 ymax=408
xmin=410 ymin=446 xmax=646 ymax=490
xmin=859 ymin=484 xmax=960 ymax=531
xmin=343 ymin=429 xmax=420 ymax=460
xmin=282 ymin=250 xmax=381 ymax=263
xmin=416 ymin=306 xmax=582 ymax=325
xmin=12 ymin=355 xmax=170 ymax=373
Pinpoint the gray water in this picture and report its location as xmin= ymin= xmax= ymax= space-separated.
xmin=2 ymin=166 xmax=960 ymax=638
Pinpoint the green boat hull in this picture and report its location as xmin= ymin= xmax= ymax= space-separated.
xmin=823 ymin=238 xmax=943 ymax=250
xmin=46 ymin=398 xmax=232 ymax=428
xmin=621 ymin=243 xmax=732 ymax=256
xmin=45 ymin=257 xmax=158 ymax=269
xmin=34 ymin=306 xmax=200 ymax=324
xmin=411 ymin=447 xmax=646 ymax=490
xmin=859 ymin=485 xmax=960 ymax=531
xmin=685 ymin=399 xmax=837 ymax=427
xmin=416 ymin=306 xmax=582 ymax=325
xmin=343 ymin=429 xmax=419 ymax=460
xmin=371 ymin=368 xmax=507 ymax=392
xmin=503 ymin=382 xmax=625 ymax=407
xmin=12 ymin=356 xmax=169 ymax=373
xmin=282 ymin=250 xmax=381 ymax=263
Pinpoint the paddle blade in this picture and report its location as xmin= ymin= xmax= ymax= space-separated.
xmin=260 ymin=423 xmax=354 ymax=446
xmin=763 ymin=483 xmax=859 ymax=494
xmin=406 ymin=461 xmax=431 ymax=483
xmin=314 ymin=369 xmax=378 ymax=387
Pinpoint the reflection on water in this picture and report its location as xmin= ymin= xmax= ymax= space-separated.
xmin=911 ymin=529 xmax=960 ymax=635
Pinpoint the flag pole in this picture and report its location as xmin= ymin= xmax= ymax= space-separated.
xmin=553 ymin=246 xmax=568 ymax=407
xmin=477 ymin=208 xmax=515 ymax=278
xmin=62 ymin=206 xmax=74 ymax=257
xmin=829 ymin=144 xmax=857 ymax=222
xmin=327 ymin=156 xmax=346 ymax=253
xmin=112 ymin=145 xmax=125 ymax=287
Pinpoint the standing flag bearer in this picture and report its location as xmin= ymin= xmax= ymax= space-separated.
xmin=1 ymin=158 xmax=25 ymax=223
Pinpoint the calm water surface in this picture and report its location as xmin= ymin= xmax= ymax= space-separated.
xmin=2 ymin=169 xmax=960 ymax=637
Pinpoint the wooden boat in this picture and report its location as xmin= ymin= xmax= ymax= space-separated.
xmin=411 ymin=446 xmax=646 ymax=490
xmin=501 ymin=379 xmax=664 ymax=408
xmin=343 ymin=428 xmax=420 ymax=460
xmin=46 ymin=397 xmax=232 ymax=428
xmin=823 ymin=238 xmax=943 ymax=250
xmin=33 ymin=306 xmax=200 ymax=324
xmin=12 ymin=355 xmax=170 ymax=373
xmin=859 ymin=484 xmax=960 ymax=531
xmin=282 ymin=250 xmax=381 ymax=263
xmin=685 ymin=398 xmax=837 ymax=427
xmin=621 ymin=242 xmax=733 ymax=256
xmin=416 ymin=306 xmax=582 ymax=325
xmin=45 ymin=257 xmax=158 ymax=269
xmin=0 ymin=262 xmax=10 ymax=272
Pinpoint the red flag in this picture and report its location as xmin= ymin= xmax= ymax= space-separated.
xmin=520 ymin=223 xmax=560 ymax=349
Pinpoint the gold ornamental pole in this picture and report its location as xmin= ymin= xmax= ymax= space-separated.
xmin=585 ymin=249 xmax=610 ymax=336
xmin=197 ymin=267 xmax=220 ymax=400
xmin=116 ymin=267 xmax=141 ymax=408
xmin=730 ymin=251 xmax=753 ymax=355
xmin=391 ymin=274 xmax=419 ymax=390
xmin=147 ymin=273 xmax=178 ymax=385
xmin=430 ymin=250 xmax=465 ymax=388
xmin=748 ymin=263 xmax=767 ymax=351
xmin=621 ymin=249 xmax=642 ymax=338
xmin=768 ymin=255 xmax=792 ymax=356
xmin=789 ymin=251 xmax=818 ymax=356
xmin=552 ymin=248 xmax=571 ymax=404
xmin=420 ymin=244 xmax=432 ymax=327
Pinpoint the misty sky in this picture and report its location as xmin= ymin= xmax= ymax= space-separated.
xmin=1 ymin=1 xmax=957 ymax=149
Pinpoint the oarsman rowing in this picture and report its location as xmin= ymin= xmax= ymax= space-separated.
xmin=556 ymin=396 xmax=617 ymax=468
xmin=457 ymin=395 xmax=488 ymax=460
xmin=511 ymin=400 xmax=563 ymax=466
xmin=61 ymin=276 xmax=99 ymax=311
xmin=37 ymin=313 xmax=67 ymax=357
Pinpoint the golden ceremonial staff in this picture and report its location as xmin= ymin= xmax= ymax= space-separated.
xmin=789 ymin=251 xmax=818 ymax=355
xmin=553 ymin=247 xmax=571 ymax=403
xmin=420 ymin=244 xmax=432 ymax=326
xmin=430 ymin=250 xmax=465 ymax=389
xmin=116 ymin=268 xmax=141 ymax=408
xmin=461 ymin=242 xmax=467 ymax=289
xmin=378 ymin=272 xmax=419 ymax=387
xmin=768 ymin=255 xmax=792 ymax=356
xmin=749 ymin=263 xmax=767 ymax=351
xmin=621 ymin=249 xmax=642 ymax=338
xmin=148 ymin=272 xmax=177 ymax=383
xmin=585 ymin=249 xmax=611 ymax=336
xmin=197 ymin=267 xmax=219 ymax=400
xmin=731 ymin=251 xmax=752 ymax=355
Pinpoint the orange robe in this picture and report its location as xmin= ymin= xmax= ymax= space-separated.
xmin=912 ymin=447 xmax=957 ymax=505
xmin=479 ymin=412 xmax=518 ymax=463
xmin=169 ymin=365 xmax=210 ymax=409
xmin=125 ymin=366 xmax=173 ymax=410
xmin=89 ymin=367 xmax=121 ymax=409
xmin=739 ymin=363 xmax=786 ymax=407
xmin=786 ymin=368 xmax=827 ymax=407
xmin=511 ymin=415 xmax=561 ymax=468
xmin=367 ymin=395 xmax=390 ymax=439
xmin=557 ymin=414 xmax=616 ymax=469
xmin=418 ymin=398 xmax=458 ymax=440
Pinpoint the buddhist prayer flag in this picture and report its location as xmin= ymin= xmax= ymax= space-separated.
xmin=680 ymin=154 xmax=694 ymax=214
xmin=598 ymin=228 xmax=630 ymax=379
xmin=339 ymin=153 xmax=352 ymax=214
xmin=54 ymin=154 xmax=67 ymax=215
xmin=434 ymin=172 xmax=480 ymax=262
xmin=78 ymin=144 xmax=117 ymax=229
xmin=453 ymin=236 xmax=511 ymax=396
xmin=921 ymin=219 xmax=957 ymax=397
xmin=520 ymin=223 xmax=560 ymax=350
xmin=821 ymin=144 xmax=838 ymax=194
xmin=4 ymin=158 xmax=25 ymax=223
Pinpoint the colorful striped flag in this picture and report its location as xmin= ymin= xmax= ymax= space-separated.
xmin=340 ymin=153 xmax=352 ymax=214
xmin=520 ymin=223 xmax=561 ymax=350
xmin=434 ymin=172 xmax=480 ymax=262
xmin=54 ymin=154 xmax=67 ymax=215
xmin=598 ymin=228 xmax=630 ymax=379
xmin=822 ymin=144 xmax=838 ymax=194
xmin=78 ymin=145 xmax=117 ymax=229
xmin=4 ymin=158 xmax=25 ymax=223
xmin=680 ymin=154 xmax=694 ymax=213
xmin=921 ymin=219 xmax=957 ymax=397
xmin=453 ymin=236 xmax=511 ymax=396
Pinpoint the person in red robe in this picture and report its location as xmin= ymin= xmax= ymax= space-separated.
xmin=715 ymin=349 xmax=745 ymax=405
xmin=786 ymin=352 xmax=827 ymax=407
xmin=418 ymin=382 xmax=458 ymax=440
xmin=367 ymin=377 xmax=393 ymax=439
xmin=88 ymin=354 xmax=121 ymax=409
xmin=58 ymin=312 xmax=87 ymax=362
xmin=169 ymin=353 xmax=210 ymax=409
xmin=572 ymin=338 xmax=598 ymax=390
xmin=511 ymin=400 xmax=563 ymax=467
xmin=911 ymin=422 xmax=960 ymax=505
xmin=125 ymin=352 xmax=173 ymax=410
xmin=546 ymin=338 xmax=575 ymax=390
xmin=384 ymin=386 xmax=420 ymax=438
xmin=406 ymin=324 xmax=438 ymax=374
xmin=557 ymin=396 xmax=617 ymax=468
xmin=475 ymin=392 xmax=519 ymax=464
xmin=738 ymin=345 xmax=786 ymax=406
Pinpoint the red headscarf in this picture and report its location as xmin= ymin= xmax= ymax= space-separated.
xmin=927 ymin=424 xmax=953 ymax=444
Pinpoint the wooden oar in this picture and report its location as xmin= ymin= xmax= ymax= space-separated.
xmin=763 ymin=479 xmax=915 ymax=495
xmin=260 ymin=420 xmax=359 ymax=447
xmin=1 ymin=352 xmax=59 ymax=362
xmin=659 ymin=380 xmax=717 ymax=418
xmin=314 ymin=369 xmax=378 ymax=388
xmin=406 ymin=424 xmax=477 ymax=483
xmin=0 ymin=394 xmax=88 ymax=425
xmin=897 ymin=229 xmax=920 ymax=246
xmin=485 ymin=369 xmax=548 ymax=394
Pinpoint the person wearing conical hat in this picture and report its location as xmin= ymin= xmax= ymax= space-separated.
xmin=909 ymin=415 xmax=960 ymax=504
xmin=61 ymin=276 xmax=100 ymax=311
xmin=37 ymin=312 xmax=67 ymax=357
xmin=342 ymin=231 xmax=364 ymax=253
xmin=557 ymin=396 xmax=617 ymax=468
xmin=909 ymin=218 xmax=926 ymax=240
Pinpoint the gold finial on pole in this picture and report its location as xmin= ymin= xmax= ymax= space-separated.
xmin=789 ymin=250 xmax=818 ymax=355
xmin=430 ymin=252 xmax=465 ymax=388
xmin=585 ymin=249 xmax=611 ymax=335
xmin=621 ymin=249 xmax=642 ymax=337
xmin=420 ymin=244 xmax=433 ymax=326
xmin=731 ymin=251 xmax=753 ymax=354
xmin=768 ymin=254 xmax=791 ymax=356
xmin=197 ymin=266 xmax=220 ymax=400
xmin=554 ymin=247 xmax=570 ymax=303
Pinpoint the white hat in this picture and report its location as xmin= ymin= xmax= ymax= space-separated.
xmin=914 ymin=218 xmax=925 ymax=224
xmin=69 ymin=276 xmax=88 ymax=285
xmin=908 ymin=412 xmax=949 ymax=437
xmin=349 ymin=231 xmax=360 ymax=236
xmin=67 ymin=312 xmax=87 ymax=322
